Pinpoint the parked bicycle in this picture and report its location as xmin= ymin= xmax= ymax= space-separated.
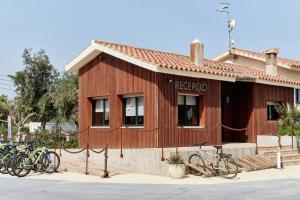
xmin=0 ymin=141 xmax=60 ymax=177
xmin=188 ymin=142 xmax=238 ymax=179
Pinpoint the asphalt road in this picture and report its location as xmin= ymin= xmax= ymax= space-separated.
xmin=0 ymin=177 xmax=299 ymax=200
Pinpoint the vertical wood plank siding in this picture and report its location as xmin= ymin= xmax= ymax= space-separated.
xmin=78 ymin=53 xmax=222 ymax=148
xmin=251 ymin=83 xmax=293 ymax=141
xmin=78 ymin=53 xmax=294 ymax=148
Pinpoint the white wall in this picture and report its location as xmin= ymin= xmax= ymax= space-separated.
xmin=29 ymin=122 xmax=77 ymax=133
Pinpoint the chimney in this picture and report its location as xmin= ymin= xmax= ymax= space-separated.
xmin=190 ymin=39 xmax=204 ymax=66
xmin=265 ymin=48 xmax=279 ymax=76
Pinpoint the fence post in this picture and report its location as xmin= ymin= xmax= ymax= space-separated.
xmin=102 ymin=143 xmax=109 ymax=178
xmin=292 ymin=131 xmax=294 ymax=149
xmin=255 ymin=134 xmax=258 ymax=154
xmin=161 ymin=126 xmax=164 ymax=161
xmin=59 ymin=127 xmax=62 ymax=157
xmin=176 ymin=123 xmax=179 ymax=154
xmin=120 ymin=123 xmax=123 ymax=158
xmin=85 ymin=127 xmax=90 ymax=175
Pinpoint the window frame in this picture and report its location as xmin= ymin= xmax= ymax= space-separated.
xmin=122 ymin=95 xmax=144 ymax=127
xmin=91 ymin=97 xmax=110 ymax=127
xmin=177 ymin=94 xmax=203 ymax=127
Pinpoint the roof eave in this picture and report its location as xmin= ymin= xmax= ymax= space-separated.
xmin=237 ymin=78 xmax=300 ymax=88
xmin=212 ymin=51 xmax=230 ymax=61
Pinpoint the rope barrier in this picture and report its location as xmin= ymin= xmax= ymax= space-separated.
xmin=221 ymin=124 xmax=248 ymax=131
xmin=94 ymin=124 xmax=122 ymax=134
xmin=61 ymin=145 xmax=88 ymax=154
xmin=60 ymin=126 xmax=89 ymax=136
xmin=88 ymin=145 xmax=105 ymax=154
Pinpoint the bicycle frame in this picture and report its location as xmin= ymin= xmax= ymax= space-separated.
xmin=21 ymin=147 xmax=47 ymax=168
xmin=195 ymin=147 xmax=221 ymax=166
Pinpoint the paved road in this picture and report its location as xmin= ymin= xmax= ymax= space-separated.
xmin=0 ymin=177 xmax=299 ymax=200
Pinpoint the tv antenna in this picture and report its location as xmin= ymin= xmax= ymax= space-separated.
xmin=217 ymin=2 xmax=236 ymax=53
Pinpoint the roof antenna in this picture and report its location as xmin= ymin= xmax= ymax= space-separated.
xmin=216 ymin=2 xmax=236 ymax=54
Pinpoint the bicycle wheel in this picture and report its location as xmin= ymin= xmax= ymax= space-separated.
xmin=218 ymin=157 xmax=238 ymax=179
xmin=12 ymin=153 xmax=32 ymax=177
xmin=0 ymin=163 xmax=6 ymax=174
xmin=0 ymin=154 xmax=12 ymax=174
xmin=188 ymin=154 xmax=206 ymax=175
xmin=6 ymin=156 xmax=16 ymax=176
xmin=42 ymin=151 xmax=60 ymax=173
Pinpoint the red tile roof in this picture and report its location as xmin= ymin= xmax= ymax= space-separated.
xmin=94 ymin=41 xmax=300 ymax=86
xmin=232 ymin=48 xmax=300 ymax=68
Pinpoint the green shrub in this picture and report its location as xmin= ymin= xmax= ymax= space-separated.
xmin=31 ymin=130 xmax=78 ymax=149
xmin=168 ymin=154 xmax=184 ymax=165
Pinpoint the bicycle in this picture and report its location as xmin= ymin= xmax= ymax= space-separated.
xmin=188 ymin=142 xmax=238 ymax=179
xmin=11 ymin=145 xmax=60 ymax=177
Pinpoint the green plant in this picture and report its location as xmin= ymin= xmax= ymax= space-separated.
xmin=31 ymin=130 xmax=79 ymax=149
xmin=297 ymin=139 xmax=300 ymax=153
xmin=168 ymin=154 xmax=184 ymax=165
xmin=276 ymin=103 xmax=300 ymax=149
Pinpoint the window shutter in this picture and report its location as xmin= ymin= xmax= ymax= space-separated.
xmin=95 ymin=100 xmax=103 ymax=113
xmin=137 ymin=97 xmax=144 ymax=116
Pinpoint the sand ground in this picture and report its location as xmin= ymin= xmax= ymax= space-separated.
xmin=1 ymin=165 xmax=299 ymax=185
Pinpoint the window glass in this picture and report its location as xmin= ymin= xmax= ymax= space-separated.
xmin=92 ymin=98 xmax=109 ymax=126
xmin=296 ymin=89 xmax=300 ymax=104
xmin=123 ymin=96 xmax=144 ymax=126
xmin=125 ymin=97 xmax=136 ymax=117
xmin=178 ymin=95 xmax=200 ymax=126
xmin=267 ymin=101 xmax=280 ymax=121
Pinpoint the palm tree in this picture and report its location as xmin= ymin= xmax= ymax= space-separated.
xmin=275 ymin=103 xmax=300 ymax=149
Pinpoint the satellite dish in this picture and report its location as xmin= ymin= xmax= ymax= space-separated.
xmin=229 ymin=19 xmax=236 ymax=31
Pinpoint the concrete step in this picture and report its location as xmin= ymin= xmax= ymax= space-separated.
xmin=284 ymin=159 xmax=300 ymax=166
xmin=269 ymin=154 xmax=300 ymax=162
xmin=258 ymin=146 xmax=292 ymax=152
xmin=262 ymin=149 xmax=299 ymax=156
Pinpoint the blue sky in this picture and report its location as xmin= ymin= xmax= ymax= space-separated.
xmin=1 ymin=0 xmax=300 ymax=98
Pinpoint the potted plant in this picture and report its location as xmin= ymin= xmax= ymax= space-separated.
xmin=168 ymin=153 xmax=186 ymax=179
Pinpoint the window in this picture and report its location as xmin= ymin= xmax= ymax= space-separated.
xmin=122 ymin=96 xmax=144 ymax=126
xmin=296 ymin=89 xmax=300 ymax=104
xmin=178 ymin=95 xmax=200 ymax=126
xmin=267 ymin=101 xmax=280 ymax=121
xmin=92 ymin=98 xmax=109 ymax=126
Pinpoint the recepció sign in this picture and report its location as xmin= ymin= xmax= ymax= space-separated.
xmin=174 ymin=81 xmax=207 ymax=92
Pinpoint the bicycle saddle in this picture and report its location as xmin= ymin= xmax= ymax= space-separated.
xmin=213 ymin=145 xmax=222 ymax=149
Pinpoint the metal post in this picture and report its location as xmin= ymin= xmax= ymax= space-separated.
xmin=85 ymin=127 xmax=90 ymax=175
xmin=160 ymin=124 xmax=165 ymax=161
xmin=120 ymin=123 xmax=123 ymax=158
xmin=292 ymin=130 xmax=294 ymax=149
xmin=176 ymin=123 xmax=180 ymax=154
xmin=255 ymin=135 xmax=258 ymax=155
xmin=102 ymin=144 xmax=109 ymax=178
xmin=59 ymin=127 xmax=62 ymax=157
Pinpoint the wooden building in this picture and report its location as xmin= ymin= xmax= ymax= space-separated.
xmin=65 ymin=40 xmax=300 ymax=148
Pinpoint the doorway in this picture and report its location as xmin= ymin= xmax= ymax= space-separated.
xmin=221 ymin=82 xmax=253 ymax=143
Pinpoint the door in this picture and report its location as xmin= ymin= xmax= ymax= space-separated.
xmin=221 ymin=82 xmax=235 ymax=143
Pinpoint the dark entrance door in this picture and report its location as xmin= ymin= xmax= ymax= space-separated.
xmin=221 ymin=82 xmax=253 ymax=143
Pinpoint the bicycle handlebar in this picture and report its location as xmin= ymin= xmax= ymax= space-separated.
xmin=192 ymin=141 xmax=208 ymax=148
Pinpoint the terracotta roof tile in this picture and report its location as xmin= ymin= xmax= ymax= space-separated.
xmin=95 ymin=41 xmax=300 ymax=86
xmin=232 ymin=48 xmax=300 ymax=68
